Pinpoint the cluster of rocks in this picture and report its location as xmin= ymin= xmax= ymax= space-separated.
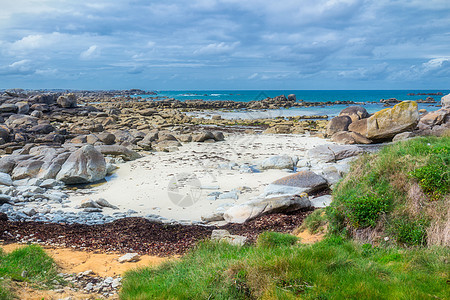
xmin=93 ymin=92 xmax=357 ymax=110
xmin=0 ymin=91 xmax=230 ymax=154
xmin=54 ymin=270 xmax=121 ymax=299
xmin=327 ymin=95 xmax=450 ymax=145
xmin=380 ymin=97 xmax=436 ymax=106
xmin=203 ymin=144 xmax=370 ymax=224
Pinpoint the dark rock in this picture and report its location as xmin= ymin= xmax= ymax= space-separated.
xmin=57 ymin=93 xmax=77 ymax=108
xmin=287 ymin=94 xmax=296 ymax=101
xmin=96 ymin=133 xmax=116 ymax=145
xmin=0 ymin=212 xmax=8 ymax=221
xmin=29 ymin=124 xmax=55 ymax=134
xmin=339 ymin=106 xmax=369 ymax=122
xmin=326 ymin=115 xmax=352 ymax=136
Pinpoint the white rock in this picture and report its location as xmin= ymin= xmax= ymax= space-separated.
xmin=118 ymin=253 xmax=140 ymax=263
xmin=310 ymin=195 xmax=332 ymax=208
xmin=211 ymin=229 xmax=247 ymax=246
xmin=259 ymin=155 xmax=295 ymax=170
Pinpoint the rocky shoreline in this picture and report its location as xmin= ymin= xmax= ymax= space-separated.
xmin=0 ymin=89 xmax=448 ymax=231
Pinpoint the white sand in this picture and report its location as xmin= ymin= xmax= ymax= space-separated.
xmin=65 ymin=133 xmax=333 ymax=222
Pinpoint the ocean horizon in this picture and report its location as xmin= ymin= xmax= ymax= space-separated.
xmin=144 ymin=89 xmax=449 ymax=103
xmin=138 ymin=90 xmax=449 ymax=119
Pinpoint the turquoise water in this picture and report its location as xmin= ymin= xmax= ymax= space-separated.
xmin=137 ymin=90 xmax=448 ymax=118
xmin=147 ymin=90 xmax=449 ymax=103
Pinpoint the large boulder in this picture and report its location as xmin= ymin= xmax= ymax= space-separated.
xmin=223 ymin=194 xmax=310 ymax=223
xmin=57 ymin=93 xmax=77 ymax=108
xmin=366 ymin=101 xmax=419 ymax=140
xmin=56 ymin=145 xmax=106 ymax=184
xmin=308 ymin=144 xmax=363 ymax=163
xmin=441 ymin=93 xmax=450 ymax=108
xmin=339 ymin=106 xmax=369 ymax=122
xmin=259 ymin=155 xmax=295 ymax=170
xmin=326 ymin=116 xmax=352 ymax=136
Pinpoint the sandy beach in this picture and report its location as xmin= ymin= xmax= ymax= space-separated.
xmin=65 ymin=133 xmax=333 ymax=222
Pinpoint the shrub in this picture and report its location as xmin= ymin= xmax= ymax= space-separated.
xmin=342 ymin=193 xmax=390 ymax=228
xmin=389 ymin=217 xmax=429 ymax=246
xmin=256 ymin=232 xmax=298 ymax=248
xmin=410 ymin=155 xmax=449 ymax=201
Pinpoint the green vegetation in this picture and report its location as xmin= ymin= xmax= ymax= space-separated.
xmin=328 ymin=136 xmax=450 ymax=246
xmin=256 ymin=231 xmax=298 ymax=248
xmin=300 ymin=209 xmax=327 ymax=234
xmin=0 ymin=245 xmax=62 ymax=299
xmin=121 ymin=236 xmax=450 ymax=299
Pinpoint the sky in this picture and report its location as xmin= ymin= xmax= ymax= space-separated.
xmin=0 ymin=0 xmax=449 ymax=90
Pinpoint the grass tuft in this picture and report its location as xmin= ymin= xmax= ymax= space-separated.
xmin=0 ymin=245 xmax=62 ymax=299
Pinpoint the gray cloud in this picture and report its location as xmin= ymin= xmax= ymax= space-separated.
xmin=0 ymin=0 xmax=449 ymax=89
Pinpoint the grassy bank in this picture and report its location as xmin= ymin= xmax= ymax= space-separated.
xmin=328 ymin=136 xmax=449 ymax=246
xmin=0 ymin=245 xmax=62 ymax=300
xmin=121 ymin=233 xmax=449 ymax=299
xmin=121 ymin=136 xmax=449 ymax=299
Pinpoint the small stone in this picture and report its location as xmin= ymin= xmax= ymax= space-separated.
xmin=118 ymin=253 xmax=140 ymax=263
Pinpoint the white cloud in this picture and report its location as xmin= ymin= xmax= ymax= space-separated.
xmin=0 ymin=59 xmax=34 ymax=75
xmin=194 ymin=42 xmax=239 ymax=55
xmin=80 ymin=45 xmax=100 ymax=60
xmin=422 ymin=57 xmax=450 ymax=71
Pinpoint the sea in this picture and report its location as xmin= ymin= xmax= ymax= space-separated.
xmin=136 ymin=90 xmax=449 ymax=119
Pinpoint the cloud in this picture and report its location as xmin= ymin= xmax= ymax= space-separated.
xmin=0 ymin=0 xmax=449 ymax=89
xmin=194 ymin=42 xmax=239 ymax=55
xmin=0 ymin=59 xmax=34 ymax=75
xmin=80 ymin=45 xmax=100 ymax=60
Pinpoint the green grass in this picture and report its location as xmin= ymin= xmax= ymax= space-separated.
xmin=120 ymin=235 xmax=450 ymax=299
xmin=328 ymin=136 xmax=450 ymax=246
xmin=0 ymin=245 xmax=62 ymax=299
xmin=300 ymin=209 xmax=327 ymax=234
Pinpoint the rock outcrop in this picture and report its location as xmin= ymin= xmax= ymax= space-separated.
xmin=56 ymin=145 xmax=107 ymax=184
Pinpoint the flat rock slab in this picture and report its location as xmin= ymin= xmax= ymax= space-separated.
xmin=271 ymin=170 xmax=328 ymax=192
xmin=308 ymin=144 xmax=363 ymax=163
